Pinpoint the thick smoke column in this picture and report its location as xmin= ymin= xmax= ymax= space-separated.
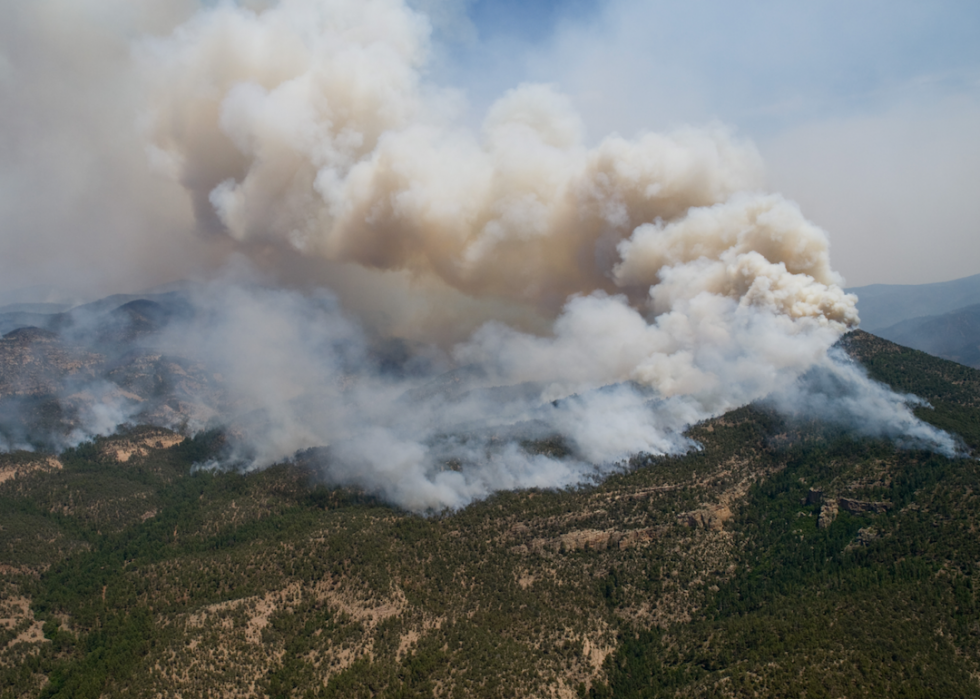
xmin=136 ymin=0 xmax=959 ymax=509
xmin=141 ymin=0 xmax=853 ymax=323
xmin=0 ymin=0 xmax=961 ymax=510
xmin=142 ymin=0 xmax=856 ymax=335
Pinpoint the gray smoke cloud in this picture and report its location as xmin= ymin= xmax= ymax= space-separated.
xmin=0 ymin=0 xmax=965 ymax=511
xmin=131 ymin=266 xmax=956 ymax=512
xmin=145 ymin=274 xmax=709 ymax=511
xmin=766 ymin=347 xmax=965 ymax=455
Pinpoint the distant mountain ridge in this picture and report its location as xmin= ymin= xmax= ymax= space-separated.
xmin=849 ymin=272 xmax=980 ymax=369
xmin=0 ymin=302 xmax=72 ymax=314
xmin=0 ymin=291 xmax=195 ymax=338
xmin=874 ymin=303 xmax=980 ymax=369
xmin=847 ymin=272 xmax=980 ymax=331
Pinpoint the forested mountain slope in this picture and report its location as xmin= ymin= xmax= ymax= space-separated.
xmin=0 ymin=331 xmax=978 ymax=698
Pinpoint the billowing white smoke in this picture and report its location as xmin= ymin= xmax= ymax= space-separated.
xmin=156 ymin=274 xmax=712 ymax=511
xmin=766 ymin=347 xmax=964 ymax=454
xmin=155 ymin=273 xmax=959 ymax=513
xmin=0 ymin=0 xmax=962 ymax=510
xmin=132 ymin=0 xmax=961 ymax=509
xmin=140 ymin=0 xmax=851 ymax=321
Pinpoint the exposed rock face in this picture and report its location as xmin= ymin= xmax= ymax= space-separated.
xmin=806 ymin=488 xmax=823 ymax=506
xmin=846 ymin=527 xmax=881 ymax=550
xmin=616 ymin=528 xmax=659 ymax=549
xmin=560 ymin=529 xmax=614 ymax=552
xmin=518 ymin=527 xmax=660 ymax=555
xmin=678 ymin=505 xmax=732 ymax=531
xmin=838 ymin=498 xmax=892 ymax=515
xmin=818 ymin=497 xmax=891 ymax=528
xmin=97 ymin=427 xmax=186 ymax=463
xmin=0 ymin=455 xmax=62 ymax=485
xmin=818 ymin=500 xmax=838 ymax=528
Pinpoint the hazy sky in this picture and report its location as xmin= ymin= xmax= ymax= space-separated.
xmin=437 ymin=0 xmax=980 ymax=287
xmin=0 ymin=0 xmax=978 ymax=304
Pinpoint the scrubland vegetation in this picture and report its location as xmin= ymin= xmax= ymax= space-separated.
xmin=1 ymin=331 xmax=979 ymax=697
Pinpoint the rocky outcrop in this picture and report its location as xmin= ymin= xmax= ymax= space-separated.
xmin=519 ymin=527 xmax=660 ymax=555
xmin=817 ymin=496 xmax=891 ymax=528
xmin=838 ymin=498 xmax=892 ymax=515
xmin=677 ymin=505 xmax=732 ymax=531
xmin=818 ymin=500 xmax=838 ymax=528
xmin=616 ymin=528 xmax=659 ymax=549
xmin=560 ymin=529 xmax=615 ymax=552
xmin=0 ymin=455 xmax=62 ymax=485
xmin=846 ymin=527 xmax=881 ymax=550
xmin=98 ymin=427 xmax=186 ymax=463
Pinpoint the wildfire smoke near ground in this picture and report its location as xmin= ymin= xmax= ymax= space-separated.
xmin=0 ymin=0 xmax=964 ymax=510
xmin=4 ymin=3 xmax=980 ymax=697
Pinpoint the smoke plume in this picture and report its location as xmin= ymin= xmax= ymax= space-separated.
xmin=0 ymin=0 xmax=963 ymax=511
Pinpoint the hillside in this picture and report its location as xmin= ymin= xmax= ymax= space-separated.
xmin=0 ymin=294 xmax=224 ymax=451
xmin=0 ymin=330 xmax=978 ymax=697
xmin=848 ymin=272 xmax=980 ymax=331
xmin=847 ymin=273 xmax=980 ymax=369
xmin=871 ymin=303 xmax=980 ymax=370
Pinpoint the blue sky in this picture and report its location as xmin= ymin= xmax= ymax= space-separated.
xmin=450 ymin=0 xmax=980 ymax=133
xmin=431 ymin=0 xmax=980 ymax=286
